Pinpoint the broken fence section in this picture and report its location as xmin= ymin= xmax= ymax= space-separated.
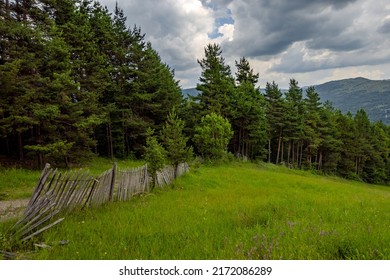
xmin=156 ymin=162 xmax=189 ymax=188
xmin=10 ymin=162 xmax=189 ymax=242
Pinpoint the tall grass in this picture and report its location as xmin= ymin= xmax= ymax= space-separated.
xmin=0 ymin=169 xmax=41 ymax=200
xmin=30 ymin=162 xmax=389 ymax=260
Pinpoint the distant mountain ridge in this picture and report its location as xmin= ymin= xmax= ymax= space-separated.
xmin=312 ymin=77 xmax=390 ymax=124
xmin=182 ymin=77 xmax=390 ymax=124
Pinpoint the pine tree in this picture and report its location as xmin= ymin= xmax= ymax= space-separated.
xmin=144 ymin=128 xmax=166 ymax=189
xmin=349 ymin=108 xmax=375 ymax=180
xmin=0 ymin=11 xmax=39 ymax=160
xmin=194 ymin=113 xmax=233 ymax=160
xmin=337 ymin=112 xmax=359 ymax=179
xmin=231 ymin=57 xmax=267 ymax=159
xmin=196 ymin=43 xmax=235 ymax=118
xmin=317 ymin=101 xmax=342 ymax=173
xmin=235 ymin=57 xmax=259 ymax=85
xmin=124 ymin=41 xmax=182 ymax=156
xmin=303 ymin=86 xmax=322 ymax=169
xmin=264 ymin=81 xmax=286 ymax=163
xmin=362 ymin=121 xmax=389 ymax=183
xmin=284 ymin=79 xmax=305 ymax=167
xmin=161 ymin=109 xmax=192 ymax=175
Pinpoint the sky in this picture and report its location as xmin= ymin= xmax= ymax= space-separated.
xmin=99 ymin=0 xmax=390 ymax=89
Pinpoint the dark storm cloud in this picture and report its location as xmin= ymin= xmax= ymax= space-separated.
xmin=378 ymin=18 xmax=390 ymax=34
xmin=224 ymin=0 xmax=362 ymax=57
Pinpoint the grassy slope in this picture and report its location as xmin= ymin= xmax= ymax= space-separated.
xmin=30 ymin=163 xmax=389 ymax=260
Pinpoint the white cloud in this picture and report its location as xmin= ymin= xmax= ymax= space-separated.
xmin=216 ymin=23 xmax=234 ymax=42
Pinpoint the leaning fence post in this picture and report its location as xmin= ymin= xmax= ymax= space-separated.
xmin=25 ymin=163 xmax=51 ymax=211
xmin=109 ymin=162 xmax=116 ymax=202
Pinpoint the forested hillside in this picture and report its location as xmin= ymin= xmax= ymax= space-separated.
xmin=1 ymin=1 xmax=389 ymax=184
xmin=314 ymin=77 xmax=390 ymax=125
xmin=0 ymin=0 xmax=182 ymax=165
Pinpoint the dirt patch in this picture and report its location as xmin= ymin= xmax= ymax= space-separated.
xmin=0 ymin=199 xmax=30 ymax=222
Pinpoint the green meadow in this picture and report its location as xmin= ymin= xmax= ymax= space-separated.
xmin=12 ymin=162 xmax=388 ymax=260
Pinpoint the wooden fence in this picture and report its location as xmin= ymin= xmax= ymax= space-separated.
xmin=10 ymin=162 xmax=189 ymax=242
xmin=156 ymin=163 xmax=189 ymax=187
xmin=116 ymin=165 xmax=149 ymax=201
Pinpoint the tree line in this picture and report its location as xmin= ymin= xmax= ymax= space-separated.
xmin=1 ymin=0 xmax=182 ymax=166
xmin=186 ymin=44 xmax=390 ymax=184
xmin=1 ymin=1 xmax=389 ymax=185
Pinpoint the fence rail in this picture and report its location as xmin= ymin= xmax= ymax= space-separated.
xmin=10 ymin=162 xmax=189 ymax=242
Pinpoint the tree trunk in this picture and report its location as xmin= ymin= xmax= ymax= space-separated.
xmin=106 ymin=123 xmax=113 ymax=159
xmin=292 ymin=141 xmax=295 ymax=165
xmin=287 ymin=141 xmax=291 ymax=166
xmin=268 ymin=139 xmax=271 ymax=163
xmin=276 ymin=129 xmax=282 ymax=164
xmin=299 ymin=143 xmax=304 ymax=169
xmin=22 ymin=0 xmax=27 ymax=22
xmin=318 ymin=151 xmax=323 ymax=171
xmin=6 ymin=0 xmax=10 ymax=19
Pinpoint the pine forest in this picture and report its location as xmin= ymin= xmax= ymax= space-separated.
xmin=1 ymin=0 xmax=390 ymax=185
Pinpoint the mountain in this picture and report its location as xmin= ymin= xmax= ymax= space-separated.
xmin=313 ymin=77 xmax=390 ymax=124
xmin=182 ymin=88 xmax=201 ymax=98
xmin=182 ymin=77 xmax=390 ymax=124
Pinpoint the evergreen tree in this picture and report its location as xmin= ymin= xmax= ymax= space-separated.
xmin=161 ymin=109 xmax=192 ymax=174
xmin=337 ymin=112 xmax=360 ymax=179
xmin=235 ymin=57 xmax=259 ymax=85
xmin=144 ymin=128 xmax=166 ymax=188
xmin=353 ymin=109 xmax=372 ymax=177
xmin=362 ymin=121 xmax=389 ymax=183
xmin=231 ymin=57 xmax=267 ymax=159
xmin=196 ymin=43 xmax=235 ymax=118
xmin=124 ymin=41 xmax=182 ymax=156
xmin=194 ymin=113 xmax=233 ymax=160
xmin=303 ymin=86 xmax=322 ymax=168
xmin=317 ymin=101 xmax=342 ymax=173
xmin=284 ymin=79 xmax=305 ymax=167
xmin=263 ymin=81 xmax=286 ymax=163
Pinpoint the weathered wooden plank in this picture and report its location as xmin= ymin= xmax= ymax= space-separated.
xmin=26 ymin=164 xmax=54 ymax=210
xmin=12 ymin=193 xmax=55 ymax=229
xmin=17 ymin=201 xmax=57 ymax=234
xmin=18 ymin=208 xmax=60 ymax=237
xmin=73 ymin=177 xmax=95 ymax=209
xmin=82 ymin=179 xmax=98 ymax=209
xmin=21 ymin=218 xmax=65 ymax=242
xmin=109 ymin=162 xmax=116 ymax=202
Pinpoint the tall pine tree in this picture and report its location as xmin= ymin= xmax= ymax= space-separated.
xmin=196 ymin=43 xmax=235 ymax=118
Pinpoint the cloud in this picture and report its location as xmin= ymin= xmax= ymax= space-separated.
xmin=268 ymin=0 xmax=390 ymax=74
xmin=99 ymin=0 xmax=390 ymax=88
xmin=271 ymin=41 xmax=390 ymax=74
xmin=223 ymin=0 xmax=365 ymax=57
xmin=378 ymin=16 xmax=390 ymax=33
xmin=100 ymin=0 xmax=217 ymax=86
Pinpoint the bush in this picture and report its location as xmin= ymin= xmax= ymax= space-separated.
xmin=194 ymin=113 xmax=233 ymax=160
